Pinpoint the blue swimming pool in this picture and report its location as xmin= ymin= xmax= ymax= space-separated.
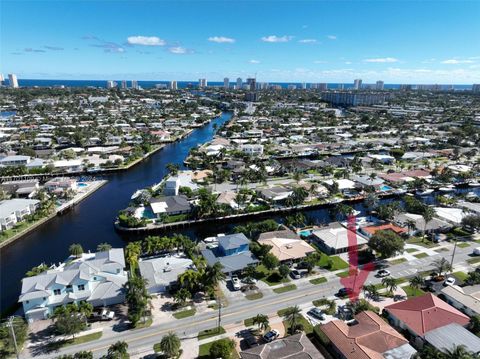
xmin=299 ymin=229 xmax=312 ymax=237
xmin=380 ymin=185 xmax=393 ymax=191
xmin=77 ymin=182 xmax=88 ymax=188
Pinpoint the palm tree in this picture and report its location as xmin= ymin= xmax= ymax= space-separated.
xmin=178 ymin=269 xmax=202 ymax=292
xmin=96 ymin=242 xmax=112 ymax=252
xmin=409 ymin=275 xmax=425 ymax=293
xmin=431 ymin=257 xmax=452 ymax=277
xmin=159 ymin=332 xmax=181 ymax=358
xmin=69 ymin=243 xmax=83 ymax=258
xmin=421 ymin=206 xmax=436 ymax=242
xmin=125 ymin=242 xmax=142 ymax=275
xmin=204 ymin=262 xmax=226 ymax=289
xmin=107 ymin=341 xmax=129 ymax=359
xmin=382 ymin=277 xmax=398 ymax=296
xmin=283 ymin=306 xmax=302 ymax=335
xmin=406 ymin=219 xmax=417 ymax=234
xmin=252 ymin=314 xmax=269 ymax=333
xmin=443 ymin=344 xmax=474 ymax=359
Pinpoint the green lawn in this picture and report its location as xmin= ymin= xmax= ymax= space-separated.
xmin=282 ymin=315 xmax=313 ymax=335
xmin=389 ymin=258 xmax=407 ymax=265
xmin=406 ymin=237 xmax=437 ymax=248
xmin=402 ymin=285 xmax=425 ymax=298
xmin=173 ymin=308 xmax=196 ymax=319
xmin=453 ymin=271 xmax=469 ymax=282
xmin=273 ymin=284 xmax=297 ymax=294
xmin=46 ymin=332 xmax=102 ymax=350
xmin=244 ymin=317 xmax=255 ymax=327
xmin=316 ymin=253 xmax=349 ymax=271
xmin=198 ymin=327 xmax=226 ymax=340
xmin=256 ymin=264 xmax=291 ymax=286
xmin=435 ymin=248 xmax=449 ymax=253
xmin=245 ymin=292 xmax=263 ymax=300
xmin=309 ymin=277 xmax=327 ymax=285
xmin=414 ymin=253 xmax=429 ymax=259
xmin=457 ymin=242 xmax=471 ymax=248
xmin=133 ymin=318 xmax=153 ymax=329
xmin=406 ymin=248 xmax=418 ymax=253
xmin=467 ymin=257 xmax=480 ymax=264
xmin=198 ymin=339 xmax=239 ymax=359
xmin=336 ymin=270 xmax=350 ymax=278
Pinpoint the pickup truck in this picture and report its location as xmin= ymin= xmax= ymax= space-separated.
xmin=89 ymin=309 xmax=115 ymax=322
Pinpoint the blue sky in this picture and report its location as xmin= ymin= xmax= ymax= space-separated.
xmin=1 ymin=1 xmax=479 ymax=83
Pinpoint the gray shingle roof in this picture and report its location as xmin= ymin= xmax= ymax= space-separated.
xmin=219 ymin=233 xmax=250 ymax=250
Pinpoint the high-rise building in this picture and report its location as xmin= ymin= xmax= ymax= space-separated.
xmin=131 ymin=80 xmax=139 ymax=90
xmin=322 ymin=91 xmax=388 ymax=106
xmin=473 ymin=84 xmax=480 ymax=92
xmin=318 ymin=83 xmax=327 ymax=91
xmin=301 ymin=82 xmax=307 ymax=89
xmin=8 ymin=74 xmax=19 ymax=88
xmin=246 ymin=78 xmax=256 ymax=91
xmin=0 ymin=73 xmax=4 ymax=85
xmin=121 ymin=80 xmax=127 ymax=89
xmin=288 ymin=84 xmax=297 ymax=90
xmin=375 ymin=81 xmax=384 ymax=90
xmin=353 ymin=79 xmax=362 ymax=90
xmin=106 ymin=80 xmax=117 ymax=89
xmin=223 ymin=77 xmax=229 ymax=89
xmin=338 ymin=83 xmax=344 ymax=90
xmin=236 ymin=77 xmax=242 ymax=90
xmin=170 ymin=80 xmax=178 ymax=90
xmin=198 ymin=78 xmax=207 ymax=88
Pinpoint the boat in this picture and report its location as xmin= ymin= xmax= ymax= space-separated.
xmin=416 ymin=189 xmax=434 ymax=196
xmin=469 ymin=181 xmax=480 ymax=187
xmin=203 ymin=233 xmax=224 ymax=243
xmin=439 ymin=185 xmax=455 ymax=193
xmin=394 ymin=188 xmax=407 ymax=195
xmin=131 ymin=190 xmax=143 ymax=200
xmin=466 ymin=192 xmax=479 ymax=199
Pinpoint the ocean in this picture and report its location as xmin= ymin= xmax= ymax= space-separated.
xmin=5 ymin=79 xmax=474 ymax=91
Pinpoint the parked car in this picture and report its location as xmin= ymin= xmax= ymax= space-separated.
xmin=244 ymin=335 xmax=259 ymax=348
xmin=89 ymin=308 xmax=114 ymax=322
xmin=263 ymin=329 xmax=280 ymax=343
xmin=337 ymin=306 xmax=354 ymax=321
xmin=307 ymin=307 xmax=325 ymax=320
xmin=231 ymin=276 xmax=241 ymax=290
xmin=376 ymin=269 xmax=391 ymax=278
xmin=444 ymin=277 xmax=456 ymax=286
xmin=336 ymin=287 xmax=353 ymax=297
xmin=473 ymin=247 xmax=480 ymax=256
xmin=290 ymin=270 xmax=302 ymax=279
xmin=242 ymin=277 xmax=258 ymax=285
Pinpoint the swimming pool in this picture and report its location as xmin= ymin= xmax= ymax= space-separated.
xmin=299 ymin=229 xmax=313 ymax=237
xmin=380 ymin=185 xmax=393 ymax=191
xmin=77 ymin=182 xmax=88 ymax=188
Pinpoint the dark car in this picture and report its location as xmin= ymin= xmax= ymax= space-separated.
xmin=307 ymin=307 xmax=325 ymax=320
xmin=244 ymin=335 xmax=259 ymax=348
xmin=263 ymin=329 xmax=280 ymax=343
xmin=336 ymin=288 xmax=353 ymax=297
xmin=290 ymin=270 xmax=302 ymax=279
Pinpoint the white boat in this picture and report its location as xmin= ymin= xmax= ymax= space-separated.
xmin=466 ymin=191 xmax=479 ymax=199
xmin=469 ymin=181 xmax=480 ymax=187
xmin=416 ymin=189 xmax=434 ymax=196
xmin=394 ymin=188 xmax=407 ymax=195
xmin=439 ymin=185 xmax=455 ymax=193
xmin=131 ymin=190 xmax=143 ymax=200
xmin=203 ymin=233 xmax=225 ymax=243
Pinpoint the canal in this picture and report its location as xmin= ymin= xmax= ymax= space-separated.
xmin=0 ymin=112 xmax=232 ymax=314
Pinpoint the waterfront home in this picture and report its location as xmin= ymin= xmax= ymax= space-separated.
xmin=440 ymin=284 xmax=480 ymax=317
xmin=393 ymin=212 xmax=451 ymax=235
xmin=44 ymin=177 xmax=78 ymax=192
xmin=149 ymin=195 xmax=192 ymax=217
xmin=352 ymin=175 xmax=385 ymax=190
xmin=240 ymin=144 xmax=264 ymax=156
xmin=0 ymin=179 xmax=39 ymax=198
xmin=200 ymin=233 xmax=258 ymax=274
xmin=0 ymin=155 xmax=45 ymax=169
xmin=384 ymin=293 xmax=469 ymax=343
xmin=379 ymin=169 xmax=432 ymax=184
xmin=138 ymin=254 xmax=194 ymax=293
xmin=368 ymin=153 xmax=395 ymax=164
xmin=319 ymin=311 xmax=416 ymax=359
xmin=257 ymin=229 xmax=316 ymax=262
xmin=53 ymin=159 xmax=83 ymax=172
xmin=433 ymin=206 xmax=468 ymax=226
xmin=215 ymin=191 xmax=238 ymax=209
xmin=258 ymin=186 xmax=293 ymax=202
xmin=164 ymin=177 xmax=181 ymax=196
xmin=424 ymin=323 xmax=480 ymax=355
xmin=323 ymin=179 xmax=356 ymax=194
xmin=240 ymin=332 xmax=324 ymax=359
xmin=311 ymin=222 xmax=368 ymax=254
xmin=360 ymin=223 xmax=407 ymax=239
xmin=0 ymin=198 xmax=40 ymax=231
xmin=18 ymin=248 xmax=127 ymax=322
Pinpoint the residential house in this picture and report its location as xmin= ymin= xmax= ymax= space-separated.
xmin=384 ymin=293 xmax=470 ymax=344
xmin=139 ymin=254 xmax=194 ymax=293
xmin=440 ymin=284 xmax=480 ymax=317
xmin=240 ymin=144 xmax=264 ymax=156
xmin=433 ymin=207 xmax=467 ymax=226
xmin=0 ymin=198 xmax=40 ymax=231
xmin=200 ymin=233 xmax=258 ymax=274
xmin=164 ymin=177 xmax=181 ymax=196
xmin=312 ymin=222 xmax=368 ymax=254
xmin=257 ymin=229 xmax=316 ymax=262
xmin=44 ymin=177 xmax=78 ymax=192
xmin=149 ymin=195 xmax=192 ymax=217
xmin=259 ymin=186 xmax=293 ymax=202
xmin=19 ymin=248 xmax=127 ymax=322
xmin=240 ymin=332 xmax=324 ymax=359
xmin=352 ymin=175 xmax=385 ymax=190
xmin=215 ymin=191 xmax=238 ymax=209
xmin=360 ymin=223 xmax=407 ymax=239
xmin=320 ymin=311 xmax=416 ymax=359
xmin=393 ymin=212 xmax=451 ymax=235
xmin=424 ymin=323 xmax=480 ymax=355
xmin=1 ymin=179 xmax=39 ymax=198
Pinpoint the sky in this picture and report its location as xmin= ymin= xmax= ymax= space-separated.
xmin=1 ymin=0 xmax=480 ymax=84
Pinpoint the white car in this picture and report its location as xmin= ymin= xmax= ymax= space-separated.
xmin=231 ymin=276 xmax=241 ymax=290
xmin=473 ymin=247 xmax=480 ymax=256
xmin=444 ymin=277 xmax=456 ymax=286
xmin=376 ymin=269 xmax=391 ymax=278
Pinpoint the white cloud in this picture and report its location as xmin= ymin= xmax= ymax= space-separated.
xmin=261 ymin=35 xmax=292 ymax=43
xmin=208 ymin=36 xmax=235 ymax=43
xmin=127 ymin=36 xmax=166 ymax=46
xmin=441 ymin=59 xmax=475 ymax=64
xmin=364 ymin=57 xmax=399 ymax=63
xmin=326 ymin=35 xmax=337 ymax=40
xmin=299 ymin=39 xmax=318 ymax=44
xmin=168 ymin=46 xmax=188 ymax=54
xmin=249 ymin=59 xmax=260 ymax=64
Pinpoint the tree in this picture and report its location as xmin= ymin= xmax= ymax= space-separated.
xmin=362 ymin=284 xmax=378 ymax=299
xmin=252 ymin=314 xmax=269 ymax=333
xmin=368 ymin=230 xmax=405 ymax=258
xmin=53 ymin=305 xmax=87 ymax=339
xmin=203 ymin=262 xmax=226 ymax=289
xmin=158 ymin=332 xmax=181 ymax=358
xmin=124 ymin=276 xmax=152 ymax=327
xmin=443 ymin=344 xmax=475 ymax=359
xmin=178 ymin=269 xmax=202 ymax=292
xmin=431 ymin=257 xmax=452 ymax=277
xmin=462 ymin=214 xmax=480 ymax=231
xmin=209 ymin=338 xmax=235 ymax=359
xmin=469 ymin=315 xmax=480 ymax=334
xmin=0 ymin=317 xmax=28 ymax=358
xmin=409 ymin=275 xmax=425 ymax=292
xmin=106 ymin=341 xmax=129 ymax=359
xmin=125 ymin=241 xmax=142 ymax=274
xmin=173 ymin=288 xmax=191 ymax=307
xmin=96 ymin=242 xmax=112 ymax=252
xmin=421 ymin=206 xmax=436 ymax=241
xmin=69 ymin=243 xmax=84 ymax=258
xmin=262 ymin=253 xmax=279 ymax=271
xmin=283 ymin=305 xmax=302 ymax=334
xmin=244 ymin=265 xmax=257 ymax=279
xmin=166 ymin=163 xmax=180 ymax=176
xmin=26 ymin=263 xmax=49 ymax=277
xmin=382 ymin=277 xmax=398 ymax=296
xmin=58 ymin=351 xmax=94 ymax=359
xmin=278 ymin=264 xmax=290 ymax=279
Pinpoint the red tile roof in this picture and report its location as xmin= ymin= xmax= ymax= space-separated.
xmin=362 ymin=224 xmax=407 ymax=236
xmin=320 ymin=311 xmax=409 ymax=359
xmin=384 ymin=293 xmax=469 ymax=337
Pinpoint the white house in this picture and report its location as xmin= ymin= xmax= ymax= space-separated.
xmin=0 ymin=198 xmax=40 ymax=231
xmin=240 ymin=144 xmax=264 ymax=156
xmin=139 ymin=255 xmax=194 ymax=293
xmin=19 ymin=248 xmax=127 ymax=322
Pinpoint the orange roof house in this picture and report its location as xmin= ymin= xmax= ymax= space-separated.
xmin=361 ymin=223 xmax=407 ymax=238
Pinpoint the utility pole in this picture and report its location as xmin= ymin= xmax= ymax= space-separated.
xmin=450 ymin=236 xmax=459 ymax=270
xmin=218 ymin=298 xmax=222 ymax=332
xmin=7 ymin=316 xmax=20 ymax=359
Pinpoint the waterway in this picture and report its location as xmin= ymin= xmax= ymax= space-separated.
xmin=0 ymin=112 xmax=232 ymax=315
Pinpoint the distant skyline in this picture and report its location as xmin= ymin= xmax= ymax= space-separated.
xmin=1 ymin=1 xmax=479 ymax=84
